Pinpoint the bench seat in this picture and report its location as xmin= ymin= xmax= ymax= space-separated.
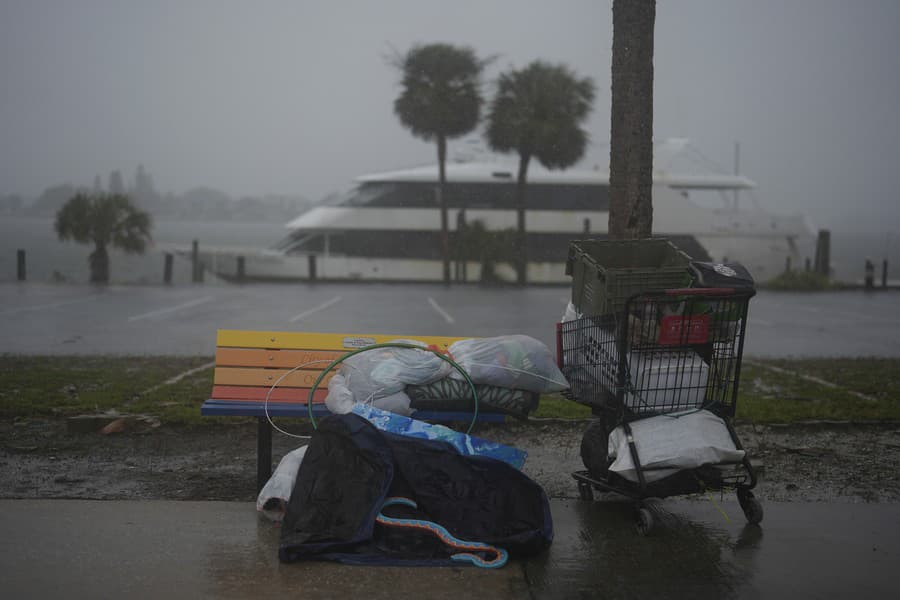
xmin=201 ymin=329 xmax=505 ymax=491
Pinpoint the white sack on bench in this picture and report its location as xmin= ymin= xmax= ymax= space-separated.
xmin=326 ymin=372 xmax=413 ymax=415
xmin=257 ymin=445 xmax=308 ymax=522
xmin=448 ymin=335 xmax=568 ymax=394
xmin=607 ymin=410 xmax=745 ymax=483
xmin=325 ymin=340 xmax=452 ymax=415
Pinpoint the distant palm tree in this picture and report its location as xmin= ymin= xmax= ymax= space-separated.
xmin=393 ymin=43 xmax=487 ymax=284
xmin=457 ymin=220 xmax=517 ymax=284
xmin=55 ymin=192 xmax=153 ymax=283
xmin=608 ymin=0 xmax=656 ymax=240
xmin=485 ymin=61 xmax=595 ymax=284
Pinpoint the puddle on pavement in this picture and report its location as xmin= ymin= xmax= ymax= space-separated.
xmin=527 ymin=498 xmax=762 ymax=599
xmin=528 ymin=498 xmax=900 ymax=599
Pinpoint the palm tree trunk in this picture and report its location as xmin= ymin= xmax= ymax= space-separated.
xmin=515 ymin=152 xmax=531 ymax=285
xmin=437 ymin=135 xmax=451 ymax=284
xmin=609 ymin=0 xmax=656 ymax=240
xmin=90 ymin=243 xmax=110 ymax=283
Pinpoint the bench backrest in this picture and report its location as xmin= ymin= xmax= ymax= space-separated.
xmin=212 ymin=329 xmax=468 ymax=405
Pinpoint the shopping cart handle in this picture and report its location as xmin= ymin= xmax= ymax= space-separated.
xmin=663 ymin=287 xmax=736 ymax=296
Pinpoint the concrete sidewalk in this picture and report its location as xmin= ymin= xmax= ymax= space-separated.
xmin=0 ymin=499 xmax=526 ymax=599
xmin=2 ymin=498 xmax=898 ymax=599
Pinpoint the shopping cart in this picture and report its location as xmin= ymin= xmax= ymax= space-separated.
xmin=557 ymin=287 xmax=762 ymax=534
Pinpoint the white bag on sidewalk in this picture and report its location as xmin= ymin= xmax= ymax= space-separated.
xmin=256 ymin=445 xmax=308 ymax=522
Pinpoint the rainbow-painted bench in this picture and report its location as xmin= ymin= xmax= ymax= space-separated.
xmin=201 ymin=329 xmax=505 ymax=491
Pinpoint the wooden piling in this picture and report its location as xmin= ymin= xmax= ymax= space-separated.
xmin=163 ymin=253 xmax=173 ymax=284
xmin=16 ymin=249 xmax=25 ymax=281
xmin=191 ymin=239 xmax=201 ymax=283
xmin=814 ymin=230 xmax=831 ymax=276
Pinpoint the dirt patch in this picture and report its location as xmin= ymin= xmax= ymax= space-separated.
xmin=2 ymin=418 xmax=899 ymax=503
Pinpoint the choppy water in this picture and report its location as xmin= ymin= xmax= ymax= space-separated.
xmin=0 ymin=215 xmax=896 ymax=284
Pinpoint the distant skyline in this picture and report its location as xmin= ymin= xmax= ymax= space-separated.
xmin=2 ymin=0 xmax=899 ymax=233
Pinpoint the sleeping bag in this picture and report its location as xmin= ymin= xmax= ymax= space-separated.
xmin=279 ymin=413 xmax=553 ymax=566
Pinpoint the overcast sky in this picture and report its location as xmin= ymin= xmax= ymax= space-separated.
xmin=2 ymin=0 xmax=899 ymax=233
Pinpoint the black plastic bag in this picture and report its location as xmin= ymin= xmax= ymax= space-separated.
xmin=689 ymin=261 xmax=755 ymax=289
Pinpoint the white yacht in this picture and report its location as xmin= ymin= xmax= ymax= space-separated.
xmin=196 ymin=145 xmax=814 ymax=284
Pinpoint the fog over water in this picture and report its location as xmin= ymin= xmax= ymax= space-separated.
xmin=2 ymin=0 xmax=899 ymax=235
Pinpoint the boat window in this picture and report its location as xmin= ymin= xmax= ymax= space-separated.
xmin=372 ymin=183 xmax=440 ymax=207
xmin=340 ymin=183 xmax=399 ymax=207
xmin=280 ymin=228 xmax=708 ymax=262
xmin=269 ymin=230 xmax=309 ymax=252
xmin=680 ymin=189 xmax=733 ymax=210
xmin=275 ymin=232 xmax=324 ymax=253
xmin=347 ymin=181 xmax=609 ymax=210
xmin=525 ymin=184 xmax=609 ymax=211
xmin=293 ymin=230 xmax=574 ymax=260
xmin=283 ymin=230 xmax=556 ymax=258
xmin=453 ymin=183 xmax=608 ymax=210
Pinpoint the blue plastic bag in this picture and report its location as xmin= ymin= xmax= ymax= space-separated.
xmin=350 ymin=404 xmax=527 ymax=470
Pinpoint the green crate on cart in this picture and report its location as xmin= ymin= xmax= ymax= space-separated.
xmin=566 ymin=238 xmax=692 ymax=316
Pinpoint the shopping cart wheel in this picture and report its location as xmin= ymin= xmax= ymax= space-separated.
xmin=636 ymin=506 xmax=655 ymax=536
xmin=580 ymin=417 xmax=609 ymax=478
xmin=577 ymin=480 xmax=595 ymax=501
xmin=737 ymin=488 xmax=764 ymax=525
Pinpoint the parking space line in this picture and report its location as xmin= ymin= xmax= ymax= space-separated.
xmin=140 ymin=360 xmax=216 ymax=396
xmin=745 ymin=359 xmax=877 ymax=401
xmin=427 ymin=297 xmax=455 ymax=324
xmin=289 ymin=296 xmax=342 ymax=323
xmin=128 ymin=296 xmax=214 ymax=322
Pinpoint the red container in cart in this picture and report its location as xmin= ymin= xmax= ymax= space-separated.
xmin=557 ymin=287 xmax=762 ymax=535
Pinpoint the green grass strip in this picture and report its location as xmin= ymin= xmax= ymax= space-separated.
xmin=1 ymin=355 xmax=898 ymax=425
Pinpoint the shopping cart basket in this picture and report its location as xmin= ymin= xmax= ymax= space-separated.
xmin=557 ymin=287 xmax=762 ymax=534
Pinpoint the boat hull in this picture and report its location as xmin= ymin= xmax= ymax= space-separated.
xmin=195 ymin=236 xmax=805 ymax=285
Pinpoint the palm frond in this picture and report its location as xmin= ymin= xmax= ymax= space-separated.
xmin=485 ymin=61 xmax=595 ymax=171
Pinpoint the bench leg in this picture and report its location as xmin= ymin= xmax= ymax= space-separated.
xmin=257 ymin=417 xmax=273 ymax=494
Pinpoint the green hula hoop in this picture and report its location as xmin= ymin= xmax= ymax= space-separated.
xmin=306 ymin=342 xmax=480 ymax=434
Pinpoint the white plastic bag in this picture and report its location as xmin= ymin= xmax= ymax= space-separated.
xmin=368 ymin=339 xmax=453 ymax=388
xmin=324 ymin=372 xmax=355 ymax=414
xmin=256 ymin=445 xmax=308 ymax=522
xmin=325 ymin=370 xmax=414 ymax=415
xmin=448 ymin=335 xmax=568 ymax=393
xmin=324 ymin=339 xmax=451 ymax=416
xmin=561 ymin=302 xmax=582 ymax=323
xmin=607 ymin=410 xmax=745 ymax=483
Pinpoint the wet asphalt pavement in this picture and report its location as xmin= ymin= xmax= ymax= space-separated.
xmin=1 ymin=281 xmax=899 ymax=356
xmin=1 ymin=498 xmax=898 ymax=599
xmin=2 ymin=281 xmax=899 ymax=597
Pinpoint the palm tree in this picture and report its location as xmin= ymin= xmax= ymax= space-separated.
xmin=485 ymin=61 xmax=595 ymax=284
xmin=393 ymin=43 xmax=487 ymax=284
xmin=55 ymin=192 xmax=153 ymax=283
xmin=608 ymin=0 xmax=656 ymax=240
xmin=457 ymin=220 xmax=517 ymax=284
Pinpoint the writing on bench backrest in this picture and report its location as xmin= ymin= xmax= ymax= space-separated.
xmin=212 ymin=330 xmax=467 ymax=405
